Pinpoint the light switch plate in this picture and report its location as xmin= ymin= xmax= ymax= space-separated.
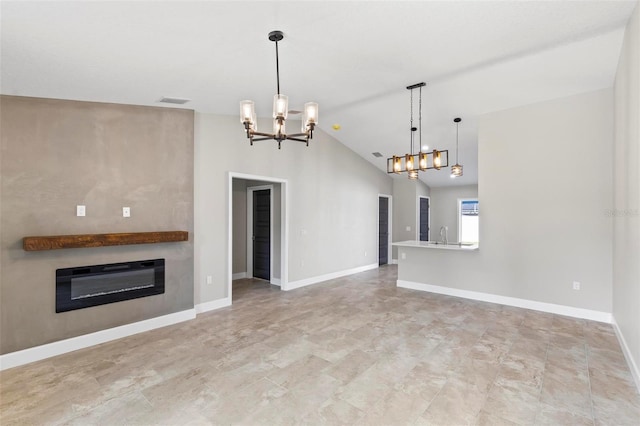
xmin=76 ymin=205 xmax=86 ymax=217
xmin=123 ymin=207 xmax=130 ymax=217
xmin=405 ymin=226 xmax=411 ymax=232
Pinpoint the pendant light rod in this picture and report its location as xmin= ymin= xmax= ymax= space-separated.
xmin=410 ymin=87 xmax=414 ymax=155
xmin=406 ymin=82 xmax=426 ymax=155
xmin=269 ymin=30 xmax=284 ymax=95
xmin=454 ymin=117 xmax=461 ymax=162
xmin=419 ymin=84 xmax=423 ymax=151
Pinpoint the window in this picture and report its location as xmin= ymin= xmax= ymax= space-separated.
xmin=458 ymin=199 xmax=479 ymax=243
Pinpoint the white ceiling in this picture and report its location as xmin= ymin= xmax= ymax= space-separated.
xmin=1 ymin=0 xmax=636 ymax=187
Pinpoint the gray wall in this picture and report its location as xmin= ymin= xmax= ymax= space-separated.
xmin=272 ymin=183 xmax=282 ymax=280
xmin=398 ymin=89 xmax=614 ymax=313
xmin=391 ymin=178 xmax=431 ymax=259
xmin=613 ymin=2 xmax=640 ymax=385
xmin=0 ymin=96 xmax=194 ymax=354
xmin=232 ymin=179 xmax=247 ymax=274
xmin=194 ymin=114 xmax=392 ymax=303
xmin=430 ymin=185 xmax=479 ymax=243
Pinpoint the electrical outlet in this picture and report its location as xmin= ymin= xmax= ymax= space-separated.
xmin=364 ymin=251 xmax=367 ymax=257
xmin=206 ymin=275 xmax=212 ymax=285
xmin=401 ymin=252 xmax=406 ymax=260
xmin=122 ymin=207 xmax=130 ymax=217
xmin=76 ymin=205 xmax=86 ymax=217
xmin=405 ymin=226 xmax=411 ymax=232
xmin=573 ymin=281 xmax=581 ymax=290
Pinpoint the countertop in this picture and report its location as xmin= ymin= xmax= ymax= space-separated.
xmin=392 ymin=240 xmax=479 ymax=251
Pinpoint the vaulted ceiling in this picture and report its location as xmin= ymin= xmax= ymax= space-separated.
xmin=2 ymin=1 xmax=636 ymax=187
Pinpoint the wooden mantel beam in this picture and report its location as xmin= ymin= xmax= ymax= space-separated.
xmin=23 ymin=231 xmax=188 ymax=251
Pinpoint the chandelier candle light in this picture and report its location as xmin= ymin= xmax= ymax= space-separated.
xmin=451 ymin=117 xmax=463 ymax=177
xmin=387 ymin=82 xmax=448 ymax=179
xmin=240 ymin=30 xmax=318 ymax=149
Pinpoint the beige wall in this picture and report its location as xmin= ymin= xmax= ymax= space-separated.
xmin=0 ymin=96 xmax=194 ymax=354
xmin=398 ymin=89 xmax=614 ymax=313
xmin=613 ymin=2 xmax=640 ymax=386
xmin=429 ymin=185 xmax=479 ymax=243
xmin=194 ymin=114 xmax=392 ymax=303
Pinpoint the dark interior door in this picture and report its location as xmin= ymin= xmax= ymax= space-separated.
xmin=379 ymin=197 xmax=389 ymax=265
xmin=253 ymin=189 xmax=270 ymax=280
xmin=419 ymin=197 xmax=430 ymax=241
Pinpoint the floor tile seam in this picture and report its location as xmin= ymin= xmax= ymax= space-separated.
xmin=416 ymin=373 xmax=452 ymax=421
xmin=536 ymin=345 xmax=596 ymax=423
xmin=470 ymin=341 xmax=511 ymax=423
xmin=263 ymin=375 xmax=290 ymax=394
xmin=64 ymin=389 xmax=152 ymax=424
xmin=531 ymin=342 xmax=551 ymax=425
xmin=584 ymin=341 xmax=598 ymax=423
xmin=449 ymin=325 xmax=489 ymax=361
xmin=215 ymin=371 xmax=280 ymax=399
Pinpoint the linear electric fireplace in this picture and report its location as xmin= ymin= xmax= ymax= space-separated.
xmin=56 ymin=259 xmax=165 ymax=313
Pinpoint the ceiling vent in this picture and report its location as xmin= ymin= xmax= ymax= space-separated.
xmin=372 ymin=152 xmax=383 ymax=158
xmin=159 ymin=97 xmax=191 ymax=105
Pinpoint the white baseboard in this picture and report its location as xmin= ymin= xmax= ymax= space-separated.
xmin=0 ymin=309 xmax=196 ymax=371
xmin=232 ymin=272 xmax=247 ymax=280
xmin=195 ymin=297 xmax=232 ymax=314
xmin=286 ymin=263 xmax=378 ymax=291
xmin=270 ymin=278 xmax=281 ymax=286
xmin=612 ymin=316 xmax=640 ymax=393
xmin=397 ymin=280 xmax=612 ymax=323
xmin=390 ymin=259 xmax=398 ymax=265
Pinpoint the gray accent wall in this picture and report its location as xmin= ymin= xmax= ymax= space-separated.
xmin=0 ymin=96 xmax=194 ymax=354
xmin=613 ymin=2 xmax=640 ymax=386
xmin=194 ymin=114 xmax=392 ymax=303
xmin=429 ymin=185 xmax=479 ymax=243
xmin=398 ymin=89 xmax=614 ymax=313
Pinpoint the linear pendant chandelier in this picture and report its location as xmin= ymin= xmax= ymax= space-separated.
xmin=240 ymin=30 xmax=318 ymax=149
xmin=387 ymin=82 xmax=448 ymax=179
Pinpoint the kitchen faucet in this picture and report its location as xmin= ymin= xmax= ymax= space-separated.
xmin=440 ymin=226 xmax=448 ymax=244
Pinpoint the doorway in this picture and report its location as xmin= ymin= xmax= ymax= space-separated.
xmin=378 ymin=195 xmax=392 ymax=265
xmin=418 ymin=196 xmax=430 ymax=241
xmin=228 ymin=172 xmax=289 ymax=303
xmin=248 ymin=186 xmax=271 ymax=281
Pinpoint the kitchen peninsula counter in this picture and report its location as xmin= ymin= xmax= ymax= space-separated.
xmin=392 ymin=240 xmax=479 ymax=251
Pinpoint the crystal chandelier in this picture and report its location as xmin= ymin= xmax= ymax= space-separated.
xmin=240 ymin=31 xmax=318 ymax=149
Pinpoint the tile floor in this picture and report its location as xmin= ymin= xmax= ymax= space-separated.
xmin=1 ymin=265 xmax=639 ymax=425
